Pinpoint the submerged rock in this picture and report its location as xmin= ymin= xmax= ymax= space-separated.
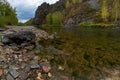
xmin=1 ymin=31 xmax=36 ymax=45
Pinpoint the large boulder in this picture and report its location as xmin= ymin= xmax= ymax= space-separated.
xmin=1 ymin=31 xmax=36 ymax=45
xmin=64 ymin=18 xmax=76 ymax=28
xmin=88 ymin=0 xmax=99 ymax=10
xmin=116 ymin=19 xmax=120 ymax=27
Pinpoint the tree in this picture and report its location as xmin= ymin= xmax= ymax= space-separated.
xmin=0 ymin=0 xmax=18 ymax=27
xmin=101 ymin=0 xmax=109 ymax=21
xmin=66 ymin=1 xmax=71 ymax=8
xmin=111 ymin=0 xmax=120 ymax=22
xmin=52 ymin=11 xmax=63 ymax=26
xmin=72 ymin=0 xmax=82 ymax=4
xmin=46 ymin=13 xmax=52 ymax=25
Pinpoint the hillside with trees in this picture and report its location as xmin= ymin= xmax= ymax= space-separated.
xmin=0 ymin=0 xmax=18 ymax=27
xmin=33 ymin=0 xmax=120 ymax=27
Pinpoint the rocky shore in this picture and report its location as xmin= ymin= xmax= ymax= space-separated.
xmin=0 ymin=26 xmax=72 ymax=80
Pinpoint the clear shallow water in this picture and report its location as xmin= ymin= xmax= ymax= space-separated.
xmin=39 ymin=27 xmax=120 ymax=79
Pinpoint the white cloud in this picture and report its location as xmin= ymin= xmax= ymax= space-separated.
xmin=7 ymin=0 xmax=59 ymax=22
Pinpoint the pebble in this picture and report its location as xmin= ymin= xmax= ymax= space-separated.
xmin=58 ymin=65 xmax=64 ymax=71
xmin=18 ymin=59 xmax=23 ymax=62
xmin=9 ymin=69 xmax=20 ymax=78
xmin=0 ymin=69 xmax=3 ymax=76
xmin=31 ymin=64 xmax=40 ymax=69
xmin=3 ymin=65 xmax=9 ymax=69
xmin=7 ymin=73 xmax=14 ymax=80
xmin=4 ymin=69 xmax=9 ymax=75
xmin=19 ymin=73 xmax=28 ymax=80
xmin=48 ymin=72 xmax=52 ymax=77
xmin=14 ymin=55 xmax=18 ymax=59
xmin=41 ymin=63 xmax=51 ymax=73
xmin=37 ymin=73 xmax=44 ymax=80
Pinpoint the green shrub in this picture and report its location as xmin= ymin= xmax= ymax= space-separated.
xmin=78 ymin=22 xmax=93 ymax=27
xmin=0 ymin=16 xmax=6 ymax=27
xmin=78 ymin=22 xmax=115 ymax=27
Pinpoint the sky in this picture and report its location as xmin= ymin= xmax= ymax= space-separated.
xmin=7 ymin=0 xmax=59 ymax=23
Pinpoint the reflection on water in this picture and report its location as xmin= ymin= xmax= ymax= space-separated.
xmin=41 ymin=27 xmax=120 ymax=79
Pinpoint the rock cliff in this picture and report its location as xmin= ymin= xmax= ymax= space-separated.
xmin=33 ymin=0 xmax=100 ymax=26
xmin=34 ymin=0 xmax=66 ymax=25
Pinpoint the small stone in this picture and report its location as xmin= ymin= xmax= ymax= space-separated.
xmin=0 ymin=58 xmax=7 ymax=62
xmin=3 ymin=65 xmax=9 ymax=69
xmin=41 ymin=63 xmax=51 ymax=73
xmin=48 ymin=72 xmax=52 ymax=77
xmin=14 ymin=55 xmax=18 ymax=59
xmin=25 ymin=45 xmax=34 ymax=50
xmin=7 ymin=74 xmax=14 ymax=80
xmin=58 ymin=65 xmax=64 ymax=71
xmin=24 ymin=66 xmax=30 ymax=72
xmin=8 ymin=58 xmax=11 ymax=61
xmin=9 ymin=65 xmax=19 ymax=70
xmin=31 ymin=64 xmax=40 ymax=69
xmin=6 ymin=48 xmax=12 ymax=54
xmin=21 ymin=63 xmax=26 ymax=69
xmin=0 ymin=42 xmax=4 ymax=46
xmin=18 ymin=55 xmax=22 ymax=58
xmin=4 ymin=69 xmax=9 ymax=75
xmin=37 ymin=73 xmax=44 ymax=80
xmin=24 ymin=57 xmax=30 ymax=63
xmin=0 ymin=69 xmax=3 ymax=76
xmin=19 ymin=59 xmax=23 ymax=62
xmin=9 ymin=69 xmax=20 ymax=78
xmin=19 ymin=73 xmax=28 ymax=80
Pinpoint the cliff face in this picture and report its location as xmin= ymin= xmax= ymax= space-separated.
xmin=33 ymin=0 xmax=99 ymax=26
xmin=34 ymin=0 xmax=66 ymax=25
xmin=34 ymin=3 xmax=51 ymax=25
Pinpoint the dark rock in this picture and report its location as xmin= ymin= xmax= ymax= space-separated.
xmin=40 ymin=63 xmax=51 ymax=73
xmin=0 ymin=42 xmax=4 ymax=46
xmin=1 ymin=31 xmax=36 ymax=45
xmin=0 ymin=28 xmax=5 ymax=32
xmin=0 ymin=58 xmax=6 ymax=62
xmin=7 ymin=74 xmax=14 ymax=80
xmin=2 ymin=65 xmax=9 ymax=69
xmin=24 ymin=66 xmax=30 ymax=72
xmin=10 ymin=46 xmax=19 ymax=51
xmin=19 ymin=73 xmax=28 ymax=80
xmin=30 ymin=64 xmax=40 ymax=69
xmin=25 ymin=45 xmax=34 ymax=50
xmin=9 ymin=69 xmax=20 ymax=78
xmin=88 ymin=0 xmax=99 ymax=9
xmin=116 ymin=19 xmax=120 ymax=27
xmin=64 ymin=18 xmax=76 ymax=28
